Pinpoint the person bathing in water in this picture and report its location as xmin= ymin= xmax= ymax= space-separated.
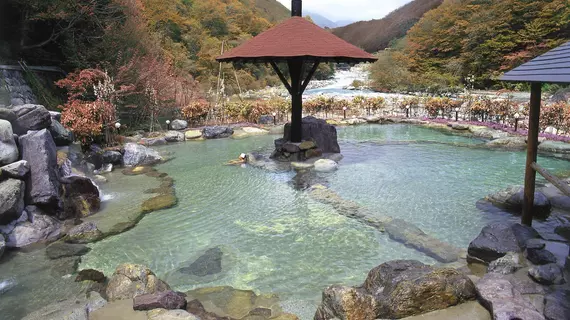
xmin=226 ymin=153 xmax=248 ymax=166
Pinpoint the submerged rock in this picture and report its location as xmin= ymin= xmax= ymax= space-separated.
xmin=181 ymin=247 xmax=223 ymax=277
xmin=141 ymin=194 xmax=177 ymax=213
xmin=202 ymin=126 xmax=234 ymax=139
xmin=123 ymin=143 xmax=163 ymax=167
xmin=75 ymin=269 xmax=106 ymax=283
xmin=0 ymin=178 xmax=25 ymax=225
xmin=133 ymin=290 xmax=187 ymax=311
xmin=475 ymin=273 xmax=544 ymax=320
xmin=486 ymin=137 xmax=527 ymax=149
xmin=19 ymin=129 xmax=61 ymax=212
xmin=66 ymin=222 xmax=103 ymax=244
xmin=313 ymin=159 xmax=338 ymax=173
xmin=315 ymin=260 xmax=476 ymax=320
xmin=12 ymin=104 xmax=52 ymax=135
xmin=106 ymin=263 xmax=170 ymax=301
xmin=22 ymin=291 xmax=107 ymax=320
xmin=185 ymin=286 xmax=285 ymax=320
xmin=46 ymin=242 xmax=90 ymax=259
xmin=0 ymin=119 xmax=18 ymax=166
xmin=148 ymin=308 xmax=200 ymax=320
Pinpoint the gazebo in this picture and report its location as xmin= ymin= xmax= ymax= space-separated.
xmin=216 ymin=0 xmax=377 ymax=143
xmin=501 ymin=41 xmax=570 ymax=226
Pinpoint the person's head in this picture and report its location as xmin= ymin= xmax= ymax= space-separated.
xmin=239 ymin=153 xmax=247 ymax=161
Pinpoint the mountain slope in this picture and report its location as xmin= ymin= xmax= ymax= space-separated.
xmin=254 ymin=0 xmax=290 ymax=23
xmin=332 ymin=0 xmax=443 ymax=53
xmin=305 ymin=11 xmax=337 ymax=28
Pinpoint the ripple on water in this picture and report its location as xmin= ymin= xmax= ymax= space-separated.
xmin=3 ymin=125 xmax=569 ymax=320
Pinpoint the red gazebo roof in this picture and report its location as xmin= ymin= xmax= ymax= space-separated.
xmin=216 ymin=17 xmax=377 ymax=63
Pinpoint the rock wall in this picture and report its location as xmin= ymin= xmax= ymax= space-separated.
xmin=0 ymin=69 xmax=37 ymax=107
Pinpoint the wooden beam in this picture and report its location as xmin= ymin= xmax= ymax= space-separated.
xmin=288 ymin=59 xmax=304 ymax=143
xmin=531 ymin=162 xmax=570 ymax=197
xmin=270 ymin=61 xmax=293 ymax=95
xmin=522 ymin=82 xmax=542 ymax=226
xmin=301 ymin=60 xmax=320 ymax=94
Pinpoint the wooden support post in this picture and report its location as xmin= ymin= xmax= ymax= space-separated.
xmin=531 ymin=162 xmax=570 ymax=197
xmin=522 ymin=83 xmax=542 ymax=226
xmin=288 ymin=59 xmax=304 ymax=143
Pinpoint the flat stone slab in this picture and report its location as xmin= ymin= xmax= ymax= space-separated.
xmin=538 ymin=140 xmax=570 ymax=154
xmin=308 ymin=184 xmax=461 ymax=263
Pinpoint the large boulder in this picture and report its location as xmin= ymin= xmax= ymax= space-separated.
xmin=284 ymin=117 xmax=340 ymax=153
xmin=102 ymin=150 xmax=122 ymax=165
xmin=485 ymin=186 xmax=551 ymax=219
xmin=133 ymin=290 xmax=187 ymax=311
xmin=0 ymin=119 xmax=18 ymax=165
xmin=526 ymin=247 xmax=557 ymax=265
xmin=48 ymin=119 xmax=73 ymax=146
xmin=544 ymin=289 xmax=570 ymax=320
xmin=202 ymin=126 xmax=234 ymax=139
xmin=0 ymin=108 xmax=17 ymax=122
xmin=60 ymin=175 xmax=101 ymax=219
xmin=528 ymin=264 xmax=565 ymax=285
xmin=475 ymin=273 xmax=544 ymax=320
xmin=315 ymin=260 xmax=476 ymax=320
xmin=314 ymin=286 xmax=377 ymax=320
xmin=467 ymin=222 xmax=539 ymax=263
xmin=12 ymin=104 xmax=52 ymax=135
xmin=0 ymin=179 xmax=25 ymax=225
xmin=19 ymin=129 xmax=60 ymax=212
xmin=170 ymin=119 xmax=188 ymax=130
xmin=106 ymin=263 xmax=170 ymax=301
xmin=1 ymin=160 xmax=30 ymax=179
xmin=164 ymin=131 xmax=185 ymax=142
xmin=84 ymin=144 xmax=104 ymax=169
xmin=123 ymin=143 xmax=163 ymax=167
xmin=5 ymin=206 xmax=62 ymax=248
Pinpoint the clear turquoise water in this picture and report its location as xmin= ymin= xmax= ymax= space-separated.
xmin=2 ymin=124 xmax=569 ymax=319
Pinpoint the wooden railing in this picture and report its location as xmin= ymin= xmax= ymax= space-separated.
xmin=531 ymin=162 xmax=570 ymax=197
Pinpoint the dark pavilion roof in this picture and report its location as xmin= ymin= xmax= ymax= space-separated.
xmin=216 ymin=17 xmax=377 ymax=63
xmin=501 ymin=41 xmax=570 ymax=84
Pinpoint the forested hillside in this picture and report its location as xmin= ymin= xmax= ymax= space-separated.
xmin=332 ymin=0 xmax=443 ymax=53
xmin=371 ymin=0 xmax=570 ymax=92
xmin=254 ymin=0 xmax=290 ymax=23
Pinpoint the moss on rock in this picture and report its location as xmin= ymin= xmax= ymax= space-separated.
xmin=141 ymin=194 xmax=177 ymax=213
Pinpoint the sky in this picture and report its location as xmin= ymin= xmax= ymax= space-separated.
xmin=276 ymin=0 xmax=414 ymax=22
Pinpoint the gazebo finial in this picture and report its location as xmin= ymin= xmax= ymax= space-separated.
xmin=292 ymin=0 xmax=302 ymax=17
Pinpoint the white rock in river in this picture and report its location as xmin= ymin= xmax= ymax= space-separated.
xmin=314 ymin=159 xmax=339 ymax=173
